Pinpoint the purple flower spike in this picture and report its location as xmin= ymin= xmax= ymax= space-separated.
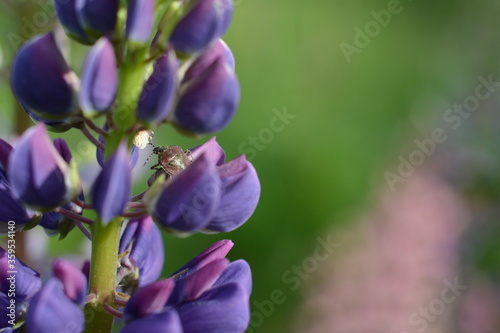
xmin=205 ymin=155 xmax=260 ymax=232
xmin=170 ymin=0 xmax=233 ymax=54
xmin=54 ymin=0 xmax=93 ymax=44
xmin=126 ymin=0 xmax=155 ymax=45
xmin=52 ymin=259 xmax=87 ymax=304
xmin=119 ymin=216 xmax=165 ymax=287
xmin=80 ymin=37 xmax=117 ymax=116
xmin=173 ymin=57 xmax=240 ymax=135
xmin=91 ymin=142 xmax=131 ymax=224
xmin=121 ymin=309 xmax=183 ymax=333
xmin=125 ymin=279 xmax=175 ymax=320
xmin=11 ymin=33 xmax=79 ymax=120
xmin=8 ymin=124 xmax=81 ymax=211
xmin=183 ymin=39 xmax=235 ymax=84
xmin=137 ymin=47 xmax=179 ymax=125
xmin=76 ymin=0 xmax=118 ymax=38
xmin=25 ymin=279 xmax=84 ymax=333
xmin=178 ymin=282 xmax=249 ymax=333
xmin=147 ymin=154 xmax=221 ymax=234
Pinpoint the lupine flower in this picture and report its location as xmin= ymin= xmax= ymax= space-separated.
xmin=170 ymin=0 xmax=234 ymax=55
xmin=147 ymin=138 xmax=259 ymax=234
xmin=91 ymin=142 xmax=131 ymax=224
xmin=0 ymin=248 xmax=41 ymax=329
xmin=8 ymin=124 xmax=81 ymax=211
xmin=11 ymin=32 xmax=79 ymax=120
xmin=80 ymin=37 xmax=118 ymax=116
xmin=146 ymin=153 xmax=221 ymax=235
xmin=121 ymin=240 xmax=251 ymax=333
xmin=137 ymin=47 xmax=179 ymax=126
xmin=0 ymin=139 xmax=39 ymax=231
xmin=182 ymin=39 xmax=235 ymax=84
xmin=173 ymin=56 xmax=240 ymax=135
xmin=54 ymin=0 xmax=94 ymax=44
xmin=25 ymin=278 xmax=84 ymax=333
xmin=119 ymin=216 xmax=165 ymax=288
xmin=76 ymin=0 xmax=119 ymax=38
xmin=126 ymin=0 xmax=155 ymax=45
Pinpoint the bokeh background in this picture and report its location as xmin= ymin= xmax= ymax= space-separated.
xmin=1 ymin=0 xmax=500 ymax=332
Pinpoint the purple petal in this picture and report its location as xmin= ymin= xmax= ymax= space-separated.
xmin=119 ymin=216 xmax=165 ymax=286
xmin=52 ymin=259 xmax=87 ymax=304
xmin=190 ymin=137 xmax=225 ymax=166
xmin=8 ymin=124 xmax=74 ymax=210
xmin=205 ymin=156 xmax=260 ymax=232
xmin=174 ymin=57 xmax=240 ymax=135
xmin=182 ymin=39 xmax=235 ymax=84
xmin=11 ymin=33 xmax=78 ymax=119
xmin=125 ymin=279 xmax=175 ymax=320
xmin=126 ymin=0 xmax=155 ymax=44
xmin=171 ymin=239 xmax=233 ymax=277
xmin=91 ymin=142 xmax=131 ymax=224
xmin=120 ymin=309 xmax=182 ymax=333
xmin=53 ymin=138 xmax=72 ymax=164
xmin=137 ymin=47 xmax=179 ymax=125
xmin=149 ymin=154 xmax=221 ymax=233
xmin=76 ymin=0 xmax=118 ymax=37
xmin=54 ymin=0 xmax=93 ymax=44
xmin=178 ymin=283 xmax=250 ymax=333
xmin=25 ymin=279 xmax=84 ymax=333
xmin=170 ymin=0 xmax=232 ymax=54
xmin=214 ymin=260 xmax=252 ymax=296
xmin=0 ymin=139 xmax=12 ymax=171
xmin=0 ymin=248 xmax=41 ymax=302
xmin=168 ymin=258 xmax=228 ymax=306
xmin=80 ymin=37 xmax=117 ymax=114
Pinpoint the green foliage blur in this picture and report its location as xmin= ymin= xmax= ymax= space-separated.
xmin=1 ymin=0 xmax=500 ymax=332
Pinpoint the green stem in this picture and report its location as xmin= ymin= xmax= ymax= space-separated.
xmin=84 ymin=218 xmax=122 ymax=333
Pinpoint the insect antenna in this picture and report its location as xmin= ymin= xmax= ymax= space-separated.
xmin=143 ymin=142 xmax=156 ymax=166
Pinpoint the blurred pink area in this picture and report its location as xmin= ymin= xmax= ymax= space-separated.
xmin=296 ymin=167 xmax=474 ymax=333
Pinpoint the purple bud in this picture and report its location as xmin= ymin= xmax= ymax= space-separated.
xmin=124 ymin=279 xmax=175 ymax=320
xmin=173 ymin=57 xmax=240 ymax=135
xmin=167 ymin=258 xmax=229 ymax=306
xmin=8 ymin=124 xmax=81 ymax=211
xmin=25 ymin=279 xmax=84 ymax=333
xmin=147 ymin=154 xmax=221 ymax=234
xmin=178 ymin=283 xmax=250 ymax=333
xmin=171 ymin=239 xmax=233 ymax=277
xmin=91 ymin=142 xmax=131 ymax=224
xmin=0 ymin=170 xmax=38 ymax=229
xmin=53 ymin=138 xmax=72 ymax=164
xmin=54 ymin=0 xmax=93 ymax=44
xmin=11 ymin=33 xmax=79 ymax=120
xmin=170 ymin=0 xmax=233 ymax=54
xmin=126 ymin=0 xmax=155 ymax=44
xmin=80 ymin=37 xmax=117 ymax=115
xmin=214 ymin=259 xmax=252 ymax=296
xmin=137 ymin=48 xmax=179 ymax=125
xmin=52 ymin=259 xmax=87 ymax=304
xmin=0 ymin=139 xmax=12 ymax=171
xmin=96 ymin=123 xmax=139 ymax=169
xmin=119 ymin=216 xmax=165 ymax=286
xmin=21 ymin=101 xmax=78 ymax=133
xmin=76 ymin=0 xmax=118 ymax=37
xmin=120 ymin=309 xmax=182 ymax=333
xmin=190 ymin=136 xmax=225 ymax=166
xmin=205 ymin=155 xmax=260 ymax=232
xmin=182 ymin=39 xmax=235 ymax=84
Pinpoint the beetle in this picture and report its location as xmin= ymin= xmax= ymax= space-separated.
xmin=146 ymin=145 xmax=193 ymax=178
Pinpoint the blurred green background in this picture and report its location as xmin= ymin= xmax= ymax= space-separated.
xmin=1 ymin=0 xmax=500 ymax=332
